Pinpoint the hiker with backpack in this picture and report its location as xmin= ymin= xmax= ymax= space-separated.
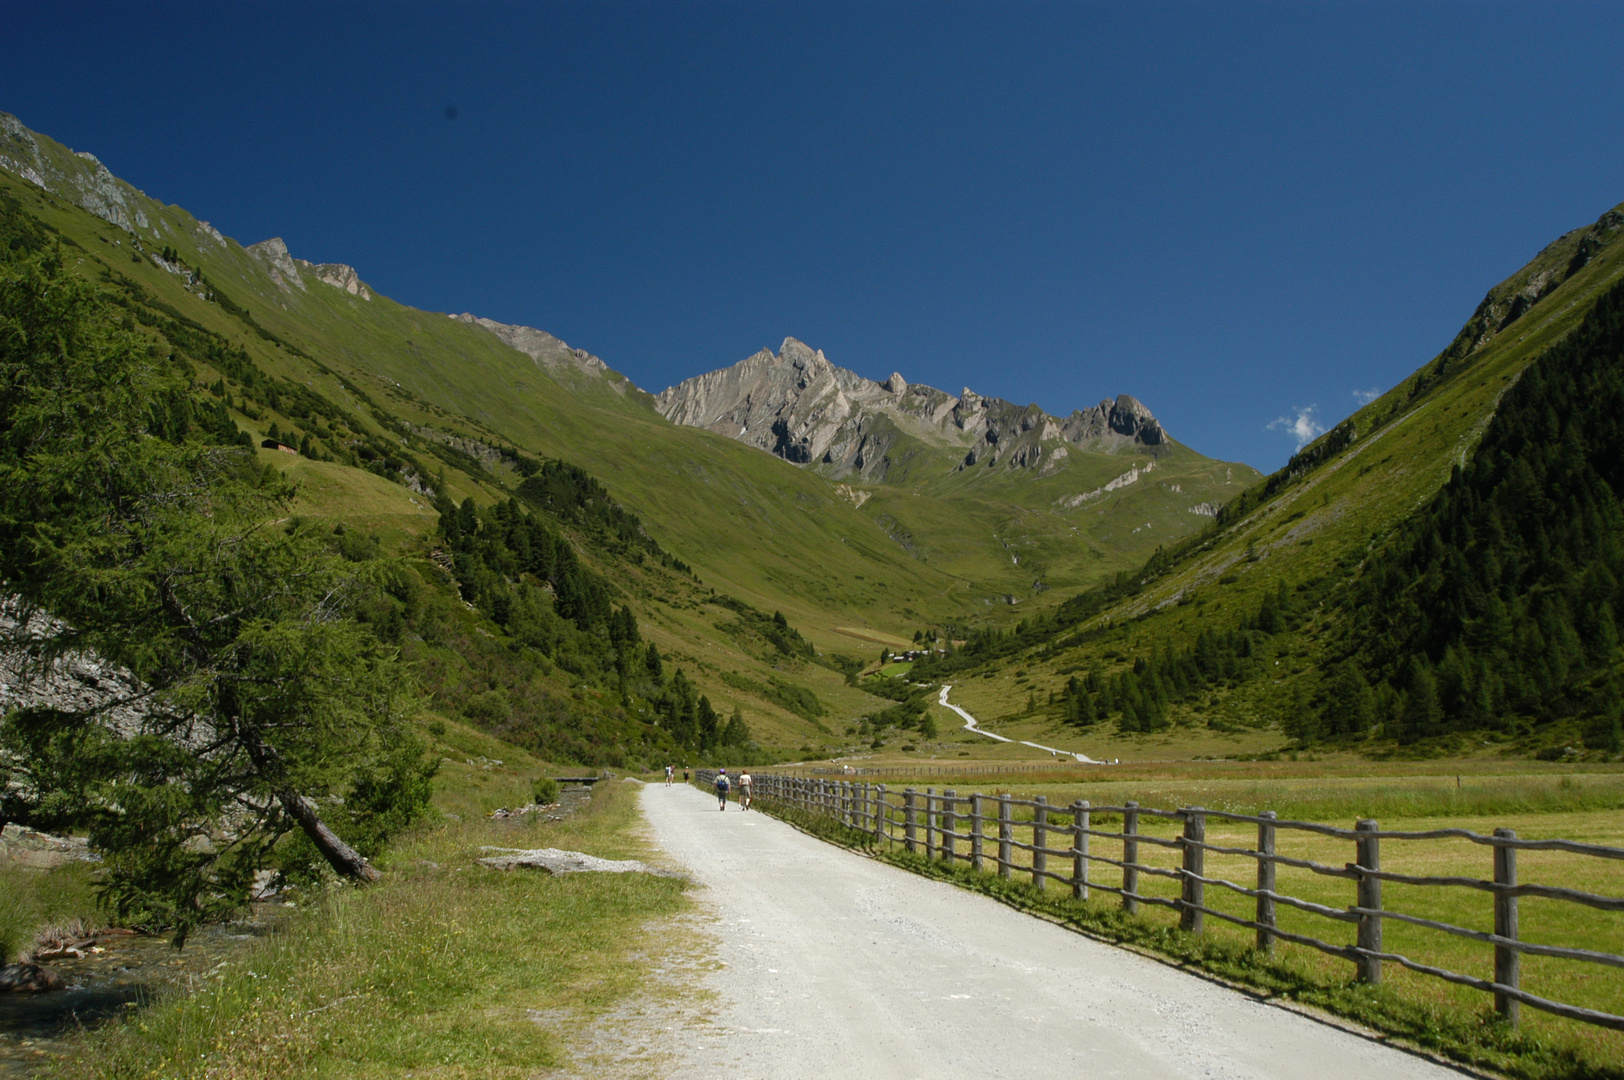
xmin=715 ymin=768 xmax=731 ymax=810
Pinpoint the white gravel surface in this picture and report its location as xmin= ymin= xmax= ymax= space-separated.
xmin=640 ymin=782 xmax=1468 ymax=1080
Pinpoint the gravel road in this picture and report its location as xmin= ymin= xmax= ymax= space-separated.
xmin=639 ymin=782 xmax=1466 ymax=1080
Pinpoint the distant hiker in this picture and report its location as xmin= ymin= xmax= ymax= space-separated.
xmin=665 ymin=764 xmax=674 ymax=786
xmin=715 ymin=768 xmax=731 ymax=810
xmin=683 ymin=766 xmax=690 ymax=782
xmin=738 ymin=769 xmax=753 ymax=810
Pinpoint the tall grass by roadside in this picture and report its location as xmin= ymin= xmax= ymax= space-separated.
xmin=788 ymin=765 xmax=1624 ymax=824
xmin=44 ymin=778 xmax=690 ymax=1079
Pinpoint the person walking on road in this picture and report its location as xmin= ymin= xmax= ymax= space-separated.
xmin=665 ymin=764 xmax=674 ymax=786
xmin=738 ymin=769 xmax=752 ymax=810
xmin=715 ymin=768 xmax=731 ymax=810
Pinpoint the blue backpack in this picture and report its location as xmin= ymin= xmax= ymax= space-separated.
xmin=717 ymin=775 xmax=730 ymax=793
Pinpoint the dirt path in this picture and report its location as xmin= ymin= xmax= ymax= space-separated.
xmin=939 ymin=684 xmax=1104 ymax=762
xmin=638 ymin=782 xmax=1464 ymax=1079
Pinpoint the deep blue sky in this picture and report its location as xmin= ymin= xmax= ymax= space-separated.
xmin=7 ymin=3 xmax=1624 ymax=470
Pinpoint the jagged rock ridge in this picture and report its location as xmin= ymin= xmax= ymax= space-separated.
xmin=1 ymin=112 xmax=154 ymax=235
xmin=654 ymin=337 xmax=1167 ymax=483
xmin=448 ymin=313 xmax=617 ymax=385
xmin=243 ymin=237 xmax=376 ymax=301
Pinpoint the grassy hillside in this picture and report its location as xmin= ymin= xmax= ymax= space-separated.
xmin=0 ymin=108 xmax=1267 ymax=762
xmin=918 ymin=199 xmax=1624 ymax=762
xmin=0 ymin=111 xmax=1257 ymax=643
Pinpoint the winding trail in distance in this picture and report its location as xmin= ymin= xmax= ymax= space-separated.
xmin=635 ymin=782 xmax=1464 ymax=1080
xmin=939 ymin=684 xmax=1104 ymax=764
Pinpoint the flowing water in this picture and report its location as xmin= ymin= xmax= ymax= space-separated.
xmin=0 ymin=905 xmax=286 ymax=1076
xmin=0 ymin=782 xmax=603 ymax=1074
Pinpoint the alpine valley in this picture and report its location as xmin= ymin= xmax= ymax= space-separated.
xmin=3 ymin=105 xmax=1623 ymax=768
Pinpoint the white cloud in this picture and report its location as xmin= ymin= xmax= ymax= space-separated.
xmin=1268 ymin=405 xmax=1325 ymax=449
xmin=1352 ymin=387 xmax=1381 ymax=405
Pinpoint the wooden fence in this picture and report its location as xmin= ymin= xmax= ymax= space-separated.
xmin=696 ymin=770 xmax=1624 ymax=1033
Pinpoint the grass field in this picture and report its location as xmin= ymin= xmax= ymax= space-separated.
xmin=33 ymin=764 xmax=694 ymax=1079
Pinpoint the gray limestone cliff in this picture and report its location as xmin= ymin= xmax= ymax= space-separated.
xmin=1 ymin=112 xmax=153 ymax=235
xmin=246 ymin=238 xmax=307 ymax=292
xmin=654 ymin=336 xmax=1168 ymax=483
xmin=450 ymin=313 xmax=617 ymax=386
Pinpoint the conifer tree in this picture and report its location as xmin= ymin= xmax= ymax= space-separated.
xmin=0 ymin=249 xmax=433 ymax=940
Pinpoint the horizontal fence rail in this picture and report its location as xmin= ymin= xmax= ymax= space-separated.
xmin=692 ymin=770 xmax=1624 ymax=1034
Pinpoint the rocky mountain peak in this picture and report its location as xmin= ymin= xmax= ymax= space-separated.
xmin=246 ymin=238 xmax=307 ymax=292
xmin=779 ymin=336 xmax=824 ymax=368
xmin=655 ymin=337 xmax=1172 ymax=483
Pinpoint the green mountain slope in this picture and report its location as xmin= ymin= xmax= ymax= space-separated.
xmin=0 ymin=110 xmax=1260 ymax=642
xmin=6 ymin=108 xmax=1239 ymax=763
xmin=0 ymin=118 xmax=910 ymax=762
xmin=917 ymin=199 xmax=1624 ymax=761
xmin=654 ymin=336 xmax=1260 ymax=601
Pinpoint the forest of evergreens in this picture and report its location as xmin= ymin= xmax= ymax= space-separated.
xmin=1328 ymin=277 xmax=1624 ymax=751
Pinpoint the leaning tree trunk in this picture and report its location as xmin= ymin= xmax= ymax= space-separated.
xmin=278 ymin=789 xmax=382 ymax=883
xmin=239 ymin=727 xmax=382 ymax=883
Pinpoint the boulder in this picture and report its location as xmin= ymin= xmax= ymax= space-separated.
xmin=476 ymin=847 xmax=681 ymax=878
xmin=0 ymin=963 xmax=61 ymax=993
xmin=0 ymin=823 xmax=94 ymax=869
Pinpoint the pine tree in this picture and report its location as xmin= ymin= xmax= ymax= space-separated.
xmin=697 ymin=695 xmax=720 ymax=750
xmin=0 ymin=249 xmax=433 ymax=941
xmin=721 ymin=706 xmax=750 ymax=748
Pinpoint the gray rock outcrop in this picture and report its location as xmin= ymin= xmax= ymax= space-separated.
xmin=0 ymin=824 xmax=94 ymax=869
xmin=654 ymin=337 xmax=1170 ymax=482
xmin=450 ymin=313 xmax=616 ymax=384
xmin=306 ymin=260 xmax=372 ymax=300
xmin=0 ymin=112 xmax=151 ymax=236
xmin=476 ymin=846 xmax=680 ymax=877
xmin=246 ymin=238 xmax=308 ymax=292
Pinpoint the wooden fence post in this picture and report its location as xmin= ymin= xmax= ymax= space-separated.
xmin=1072 ymin=800 xmax=1090 ymax=900
xmin=1355 ymin=819 xmax=1382 ymax=985
xmin=1494 ymin=828 xmax=1520 ymax=1026
xmin=925 ymin=788 xmax=937 ymax=859
xmin=874 ymin=785 xmax=887 ymax=844
xmin=1032 ymin=796 xmax=1048 ymax=890
xmin=1257 ymin=810 xmax=1277 ymax=955
xmin=1180 ymin=807 xmax=1206 ymax=933
xmin=971 ymin=795 xmax=985 ymax=872
xmin=998 ymin=795 xmax=1013 ymax=879
xmin=1122 ymin=801 xmax=1140 ymax=915
xmin=943 ymin=790 xmax=958 ymax=865
xmin=904 ymin=789 xmax=919 ymax=854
